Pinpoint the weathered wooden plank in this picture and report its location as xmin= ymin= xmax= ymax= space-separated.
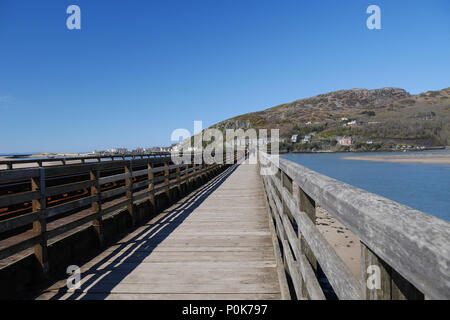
xmin=99 ymin=172 xmax=131 ymax=185
xmin=44 ymin=164 xmax=96 ymax=176
xmin=294 ymin=181 xmax=318 ymax=275
xmin=0 ymin=190 xmax=40 ymax=207
xmin=84 ymin=250 xmax=276 ymax=267
xmin=133 ymin=190 xmax=151 ymax=202
xmin=362 ymin=242 xmax=424 ymax=300
xmin=44 ymin=195 xmax=99 ymax=219
xmin=0 ymin=168 xmax=40 ymax=182
xmin=132 ymin=163 xmax=184 ymax=178
xmin=131 ymin=168 xmax=150 ymax=177
xmin=46 ymin=265 xmax=280 ymax=294
xmin=37 ymin=292 xmax=281 ymax=300
xmin=101 ymin=199 xmax=131 ymax=216
xmin=37 ymin=163 xmax=281 ymax=300
xmin=46 ymin=211 xmax=100 ymax=240
xmin=267 ymin=177 xmax=321 ymax=301
xmin=266 ymin=200 xmax=291 ymax=300
xmin=261 ymin=152 xmax=449 ymax=300
xmin=281 ymin=239 xmax=303 ymax=299
xmin=101 ymin=185 xmax=128 ymax=199
xmin=31 ymin=168 xmax=49 ymax=275
xmin=0 ymin=235 xmax=41 ymax=260
xmin=296 ymin=251 xmax=325 ymax=300
xmin=0 ymin=212 xmax=38 ymax=233
xmin=132 ymin=179 xmax=151 ymax=189
xmin=46 ymin=180 xmax=95 ymax=197
xmin=266 ymin=172 xmax=362 ymax=300
xmin=0 ymin=153 xmax=172 ymax=172
xmin=91 ymin=168 xmax=104 ymax=247
xmin=264 ymin=174 xmax=325 ymax=300
xmin=152 ymin=175 xmax=166 ymax=185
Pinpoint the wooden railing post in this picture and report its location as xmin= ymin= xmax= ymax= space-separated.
xmin=200 ymin=163 xmax=204 ymax=180
xmin=361 ymin=243 xmax=424 ymax=300
xmin=192 ymin=163 xmax=196 ymax=185
xmin=125 ymin=160 xmax=135 ymax=226
xmin=31 ymin=167 xmax=49 ymax=276
xmin=281 ymin=172 xmax=293 ymax=220
xmin=148 ymin=162 xmax=155 ymax=211
xmin=90 ymin=168 xmax=104 ymax=247
xmin=176 ymin=165 xmax=181 ymax=194
xmin=164 ymin=162 xmax=171 ymax=202
xmin=294 ymin=184 xmax=318 ymax=275
xmin=183 ymin=163 xmax=188 ymax=189
xmin=279 ymin=171 xmax=298 ymax=295
xmin=281 ymin=175 xmax=308 ymax=300
xmin=202 ymin=158 xmax=207 ymax=178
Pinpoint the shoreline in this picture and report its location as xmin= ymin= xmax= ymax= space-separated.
xmin=280 ymin=146 xmax=447 ymax=154
xmin=342 ymin=153 xmax=450 ymax=165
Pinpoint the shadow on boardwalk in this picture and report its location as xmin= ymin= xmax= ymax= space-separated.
xmin=43 ymin=164 xmax=239 ymax=300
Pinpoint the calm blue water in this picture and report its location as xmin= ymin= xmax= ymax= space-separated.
xmin=282 ymin=151 xmax=450 ymax=221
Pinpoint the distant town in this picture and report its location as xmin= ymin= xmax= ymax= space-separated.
xmin=92 ymin=146 xmax=172 ymax=156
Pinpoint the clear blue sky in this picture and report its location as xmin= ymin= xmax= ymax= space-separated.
xmin=0 ymin=0 xmax=449 ymax=153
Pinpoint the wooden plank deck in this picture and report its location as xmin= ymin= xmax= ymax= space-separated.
xmin=36 ymin=163 xmax=282 ymax=300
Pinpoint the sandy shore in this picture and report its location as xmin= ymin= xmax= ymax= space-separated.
xmin=316 ymin=207 xmax=361 ymax=280
xmin=343 ymin=153 xmax=450 ymax=165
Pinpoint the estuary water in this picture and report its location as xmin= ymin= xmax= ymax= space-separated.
xmin=282 ymin=151 xmax=450 ymax=221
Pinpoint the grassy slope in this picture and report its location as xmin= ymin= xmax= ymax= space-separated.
xmin=210 ymin=87 xmax=450 ymax=147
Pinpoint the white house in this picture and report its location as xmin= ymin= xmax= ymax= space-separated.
xmin=302 ymin=134 xmax=312 ymax=144
xmin=291 ymin=135 xmax=300 ymax=143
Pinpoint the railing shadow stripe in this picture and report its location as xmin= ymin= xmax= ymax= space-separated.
xmin=45 ymin=164 xmax=239 ymax=300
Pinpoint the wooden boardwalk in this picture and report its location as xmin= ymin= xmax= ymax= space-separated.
xmin=37 ymin=163 xmax=282 ymax=300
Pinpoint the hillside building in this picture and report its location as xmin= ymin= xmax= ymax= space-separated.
xmin=337 ymin=136 xmax=354 ymax=146
xmin=302 ymin=134 xmax=312 ymax=144
xmin=291 ymin=135 xmax=301 ymax=143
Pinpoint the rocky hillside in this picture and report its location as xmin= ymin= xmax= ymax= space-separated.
xmin=209 ymin=87 xmax=450 ymax=149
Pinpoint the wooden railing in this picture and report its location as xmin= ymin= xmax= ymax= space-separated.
xmin=0 ymin=152 xmax=237 ymax=273
xmin=259 ymin=151 xmax=450 ymax=300
xmin=0 ymin=152 xmax=171 ymax=170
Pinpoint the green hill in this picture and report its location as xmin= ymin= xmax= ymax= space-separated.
xmin=208 ymin=87 xmax=450 ymax=151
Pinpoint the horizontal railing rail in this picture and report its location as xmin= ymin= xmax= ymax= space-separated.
xmin=0 ymin=152 xmax=171 ymax=170
xmin=0 ymin=152 xmax=238 ymax=274
xmin=259 ymin=151 xmax=450 ymax=300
